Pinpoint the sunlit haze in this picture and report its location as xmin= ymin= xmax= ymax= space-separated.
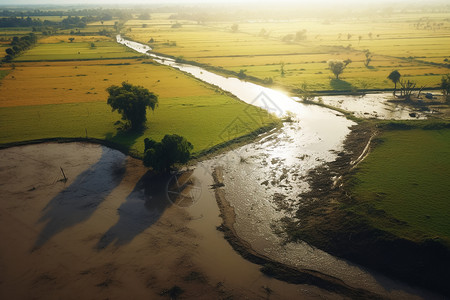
xmin=0 ymin=0 xmax=444 ymax=6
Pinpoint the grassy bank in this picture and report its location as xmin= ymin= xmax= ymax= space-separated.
xmin=348 ymin=128 xmax=450 ymax=241
xmin=281 ymin=121 xmax=450 ymax=296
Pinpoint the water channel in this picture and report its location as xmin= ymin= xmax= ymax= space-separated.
xmin=117 ymin=35 xmax=442 ymax=299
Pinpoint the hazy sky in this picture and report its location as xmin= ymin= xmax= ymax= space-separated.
xmin=0 ymin=0 xmax=427 ymax=6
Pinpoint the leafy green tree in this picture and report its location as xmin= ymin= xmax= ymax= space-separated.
xmin=5 ymin=48 xmax=14 ymax=56
xmin=106 ymin=82 xmax=158 ymax=131
xmin=328 ymin=60 xmax=346 ymax=79
xmin=388 ymin=70 xmax=401 ymax=96
xmin=3 ymin=33 xmax=37 ymax=62
xmin=143 ymin=134 xmax=193 ymax=173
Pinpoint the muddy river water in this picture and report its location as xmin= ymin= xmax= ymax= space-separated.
xmin=115 ymin=36 xmax=444 ymax=298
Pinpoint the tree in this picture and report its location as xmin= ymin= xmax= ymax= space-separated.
xmin=399 ymin=79 xmax=416 ymax=100
xmin=143 ymin=134 xmax=193 ymax=173
xmin=440 ymin=74 xmax=450 ymax=101
xmin=237 ymin=69 xmax=247 ymax=79
xmin=328 ymin=60 xmax=347 ymax=79
xmin=259 ymin=28 xmax=268 ymax=38
xmin=3 ymin=33 xmax=37 ymax=62
xmin=388 ymin=70 xmax=401 ymax=96
xmin=5 ymin=48 xmax=14 ymax=56
xmin=364 ymin=50 xmax=372 ymax=67
xmin=297 ymin=82 xmax=315 ymax=102
xmin=282 ymin=34 xmax=294 ymax=42
xmin=295 ymin=29 xmax=307 ymax=41
xmin=106 ymin=82 xmax=158 ymax=131
xmin=68 ymin=37 xmax=75 ymax=43
xmin=231 ymin=23 xmax=239 ymax=32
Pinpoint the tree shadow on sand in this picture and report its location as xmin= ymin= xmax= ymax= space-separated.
xmin=95 ymin=172 xmax=173 ymax=249
xmin=330 ymin=78 xmax=354 ymax=91
xmin=33 ymin=147 xmax=126 ymax=250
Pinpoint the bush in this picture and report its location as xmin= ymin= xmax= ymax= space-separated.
xmin=143 ymin=134 xmax=193 ymax=173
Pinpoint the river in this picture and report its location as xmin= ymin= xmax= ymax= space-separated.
xmin=117 ymin=35 xmax=442 ymax=299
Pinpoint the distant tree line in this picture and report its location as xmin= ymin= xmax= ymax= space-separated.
xmin=0 ymin=16 xmax=97 ymax=29
xmin=0 ymin=9 xmax=67 ymax=17
xmin=3 ymin=33 xmax=37 ymax=62
xmin=0 ymin=8 xmax=149 ymax=21
xmin=0 ymin=17 xmax=49 ymax=28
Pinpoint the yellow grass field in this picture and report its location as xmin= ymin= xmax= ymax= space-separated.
xmin=0 ymin=59 xmax=217 ymax=107
xmin=123 ymin=13 xmax=450 ymax=91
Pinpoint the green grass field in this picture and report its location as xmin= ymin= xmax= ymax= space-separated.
xmin=30 ymin=16 xmax=67 ymax=22
xmin=124 ymin=12 xmax=450 ymax=92
xmin=0 ymin=69 xmax=9 ymax=80
xmin=348 ymin=129 xmax=450 ymax=242
xmin=14 ymin=40 xmax=141 ymax=61
xmin=0 ymin=95 xmax=276 ymax=156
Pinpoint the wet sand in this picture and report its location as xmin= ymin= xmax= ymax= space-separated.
xmin=0 ymin=142 xmax=340 ymax=299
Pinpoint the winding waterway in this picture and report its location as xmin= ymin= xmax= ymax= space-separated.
xmin=117 ymin=35 xmax=441 ymax=299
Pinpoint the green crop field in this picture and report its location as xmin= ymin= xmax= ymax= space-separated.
xmin=14 ymin=40 xmax=141 ymax=61
xmin=30 ymin=16 xmax=67 ymax=22
xmin=124 ymin=12 xmax=450 ymax=92
xmin=347 ymin=129 xmax=450 ymax=242
xmin=0 ymin=95 xmax=276 ymax=155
